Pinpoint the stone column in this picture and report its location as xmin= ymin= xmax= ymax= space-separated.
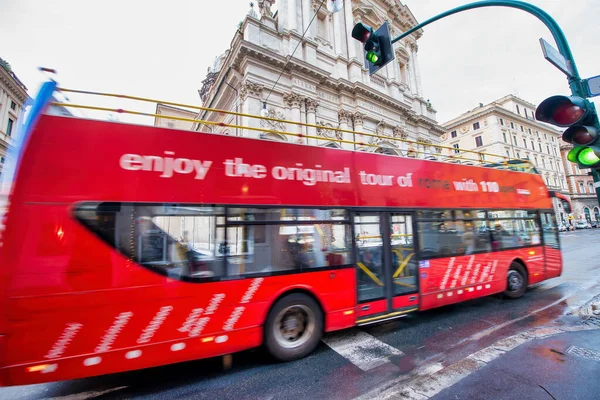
xmin=344 ymin=0 xmax=362 ymax=82
xmin=240 ymin=81 xmax=264 ymax=138
xmin=353 ymin=112 xmax=365 ymax=151
xmin=410 ymin=43 xmax=423 ymax=96
xmin=288 ymin=0 xmax=298 ymax=33
xmin=338 ymin=109 xmax=352 ymax=148
xmin=284 ymin=92 xmax=303 ymax=141
xmin=302 ymin=0 xmax=316 ymax=39
xmin=306 ymin=98 xmax=319 ymax=146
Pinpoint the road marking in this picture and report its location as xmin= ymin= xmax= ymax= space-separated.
xmin=356 ymin=325 xmax=598 ymax=400
xmin=48 ymin=386 xmax=128 ymax=400
xmin=469 ymin=282 xmax=597 ymax=341
xmin=322 ymin=329 xmax=403 ymax=371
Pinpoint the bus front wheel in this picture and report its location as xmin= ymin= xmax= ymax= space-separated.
xmin=503 ymin=262 xmax=527 ymax=299
xmin=264 ymin=293 xmax=323 ymax=361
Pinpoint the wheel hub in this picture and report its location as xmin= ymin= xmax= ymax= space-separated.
xmin=273 ymin=305 xmax=315 ymax=349
xmin=507 ymin=270 xmax=523 ymax=291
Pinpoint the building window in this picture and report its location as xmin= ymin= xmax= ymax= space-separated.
xmin=552 ymin=136 xmax=555 ymax=142
xmin=506 ymin=149 xmax=511 ymax=158
xmin=516 ymin=152 xmax=521 ymax=159
xmin=590 ymin=183 xmax=595 ymax=194
xmin=547 ymin=145 xmax=551 ymax=154
xmin=528 ymin=128 xmax=532 ymax=134
xmin=453 ymin=144 xmax=460 ymax=154
xmin=502 ymin=132 xmax=507 ymax=143
xmin=524 ymin=109 xmax=528 ymax=119
xmin=541 ymin=158 xmax=546 ymax=168
xmin=473 ymin=122 xmax=480 ymax=130
xmin=579 ymin=181 xmax=585 ymax=193
xmin=451 ymin=130 xmax=457 ymax=138
xmin=6 ymin=118 xmax=14 ymax=137
xmin=516 ymin=104 xmax=520 ymax=114
xmin=513 ymin=135 xmax=517 ymax=145
xmin=534 ymin=155 xmax=538 ymax=166
xmin=499 ymin=118 xmax=504 ymax=126
xmin=538 ymin=143 xmax=542 ymax=152
xmin=475 ymin=136 xmax=483 ymax=147
xmin=510 ymin=122 xmax=515 ymax=129
xmin=523 ymin=138 xmax=527 ymax=148
xmin=10 ymin=100 xmax=16 ymax=111
xmin=520 ymin=125 xmax=524 ymax=132
xmin=536 ymin=131 xmax=539 ymax=137
xmin=531 ymin=140 xmax=535 ymax=149
xmin=554 ymin=178 xmax=558 ymax=187
xmin=544 ymin=134 xmax=547 ymax=140
xmin=553 ymin=147 xmax=557 ymax=156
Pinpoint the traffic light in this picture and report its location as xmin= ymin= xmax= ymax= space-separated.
xmin=351 ymin=21 xmax=394 ymax=75
xmin=535 ymin=95 xmax=600 ymax=168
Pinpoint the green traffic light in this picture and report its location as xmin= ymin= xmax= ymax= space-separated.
xmin=578 ymin=147 xmax=600 ymax=166
xmin=567 ymin=147 xmax=582 ymax=163
xmin=366 ymin=51 xmax=379 ymax=63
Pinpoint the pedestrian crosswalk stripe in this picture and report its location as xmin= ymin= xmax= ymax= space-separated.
xmin=322 ymin=329 xmax=403 ymax=371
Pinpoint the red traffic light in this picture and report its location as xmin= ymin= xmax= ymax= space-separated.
xmin=351 ymin=23 xmax=373 ymax=43
xmin=563 ymin=126 xmax=598 ymax=146
xmin=535 ymin=95 xmax=591 ymax=127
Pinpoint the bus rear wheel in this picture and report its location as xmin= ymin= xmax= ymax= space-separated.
xmin=503 ymin=262 xmax=527 ymax=299
xmin=264 ymin=293 xmax=323 ymax=362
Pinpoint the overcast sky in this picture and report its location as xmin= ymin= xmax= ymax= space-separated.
xmin=1 ymin=0 xmax=598 ymax=125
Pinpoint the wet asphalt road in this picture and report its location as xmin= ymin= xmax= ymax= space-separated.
xmin=2 ymin=228 xmax=600 ymax=400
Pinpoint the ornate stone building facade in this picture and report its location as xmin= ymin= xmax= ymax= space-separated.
xmin=196 ymin=0 xmax=444 ymax=155
xmin=0 ymin=57 xmax=28 ymax=177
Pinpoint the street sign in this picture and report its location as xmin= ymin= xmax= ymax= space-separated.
xmin=539 ymin=38 xmax=574 ymax=78
xmin=585 ymin=74 xmax=600 ymax=98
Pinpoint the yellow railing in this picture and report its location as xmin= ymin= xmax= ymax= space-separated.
xmin=50 ymin=87 xmax=537 ymax=173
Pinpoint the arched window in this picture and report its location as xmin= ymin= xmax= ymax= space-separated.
xmin=594 ymin=207 xmax=600 ymax=222
xmin=584 ymin=207 xmax=591 ymax=222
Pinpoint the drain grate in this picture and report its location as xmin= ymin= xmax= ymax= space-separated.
xmin=581 ymin=316 xmax=600 ymax=328
xmin=566 ymin=345 xmax=600 ymax=362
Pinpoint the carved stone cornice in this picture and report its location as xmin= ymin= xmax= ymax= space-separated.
xmin=305 ymin=97 xmax=320 ymax=112
xmin=393 ymin=125 xmax=407 ymax=139
xmin=284 ymin=92 xmax=304 ymax=108
xmin=353 ymin=112 xmax=365 ymax=125
xmin=338 ymin=109 xmax=353 ymax=124
xmin=240 ymin=80 xmax=264 ymax=101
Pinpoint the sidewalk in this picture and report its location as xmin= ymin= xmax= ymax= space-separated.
xmin=432 ymin=328 xmax=600 ymax=400
xmin=431 ymin=295 xmax=600 ymax=400
xmin=357 ymin=295 xmax=600 ymax=400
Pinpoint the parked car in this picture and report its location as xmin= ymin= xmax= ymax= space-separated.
xmin=591 ymin=221 xmax=599 ymax=228
xmin=575 ymin=221 xmax=592 ymax=229
xmin=558 ymin=224 xmax=568 ymax=232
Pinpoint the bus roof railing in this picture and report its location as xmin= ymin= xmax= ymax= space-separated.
xmin=48 ymin=86 xmax=538 ymax=174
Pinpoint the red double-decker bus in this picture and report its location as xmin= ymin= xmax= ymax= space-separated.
xmin=0 ymin=83 xmax=561 ymax=386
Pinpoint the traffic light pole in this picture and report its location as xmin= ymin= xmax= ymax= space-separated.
xmin=391 ymin=0 xmax=600 ymax=207
xmin=390 ymin=0 xmax=584 ymax=97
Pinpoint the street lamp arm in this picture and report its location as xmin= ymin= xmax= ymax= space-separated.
xmin=392 ymin=0 xmax=581 ymax=85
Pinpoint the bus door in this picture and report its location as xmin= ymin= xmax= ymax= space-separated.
xmin=353 ymin=212 xmax=419 ymax=324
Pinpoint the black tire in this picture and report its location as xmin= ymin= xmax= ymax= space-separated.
xmin=503 ymin=262 xmax=528 ymax=299
xmin=264 ymin=293 xmax=323 ymax=362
